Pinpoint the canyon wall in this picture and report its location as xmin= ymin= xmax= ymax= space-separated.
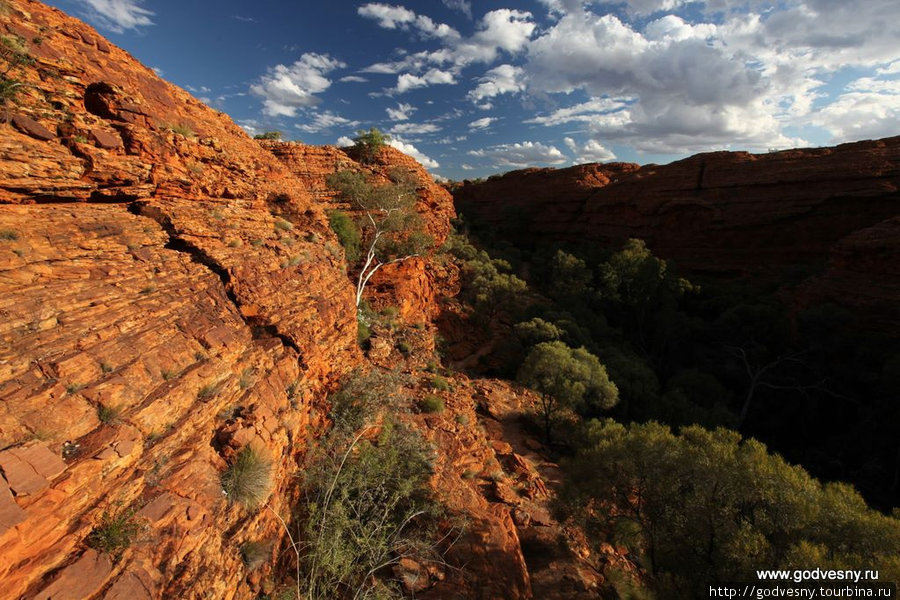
xmin=0 ymin=1 xmax=364 ymax=597
xmin=0 ymin=2 xmax=581 ymax=599
xmin=454 ymin=139 xmax=900 ymax=326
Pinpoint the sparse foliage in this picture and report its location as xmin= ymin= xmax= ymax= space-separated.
xmin=299 ymin=418 xmax=442 ymax=600
xmin=327 ymin=168 xmax=432 ymax=307
xmin=86 ymin=504 xmax=146 ymax=559
xmin=352 ymin=127 xmax=390 ymax=164
xmin=254 ymin=130 xmax=283 ymax=140
xmin=327 ymin=209 xmax=361 ymax=263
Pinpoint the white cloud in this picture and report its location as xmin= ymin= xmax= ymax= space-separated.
xmin=340 ymin=75 xmax=369 ymax=83
xmin=810 ymin=76 xmax=900 ymax=142
xmin=357 ymin=3 xmax=416 ymax=28
xmin=295 ymin=111 xmax=361 ymax=133
xmin=468 ymin=141 xmax=567 ymax=168
xmin=251 ymin=53 xmax=345 ymax=117
xmin=526 ymin=97 xmax=632 ymax=126
xmin=387 ymin=102 xmax=417 ymax=121
xmin=876 ymin=61 xmax=900 ymax=75
xmin=75 ymin=0 xmax=153 ymax=32
xmin=468 ymin=117 xmax=497 ymax=130
xmin=361 ymin=8 xmax=535 ymax=78
xmin=441 ymin=0 xmax=472 ymax=19
xmin=565 ymin=137 xmax=617 ymax=163
xmin=392 ymin=69 xmax=457 ymax=94
xmin=336 ymin=135 xmax=355 ymax=146
xmin=467 ymin=64 xmax=525 ymax=103
xmin=388 ymin=137 xmax=440 ymax=168
xmin=389 ymin=122 xmax=441 ymax=135
xmin=359 ymin=3 xmax=460 ymax=40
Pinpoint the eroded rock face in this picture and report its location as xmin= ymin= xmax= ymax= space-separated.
xmin=454 ymin=139 xmax=900 ymax=325
xmin=261 ymin=141 xmax=457 ymax=322
xmin=1 ymin=1 xmax=359 ymax=597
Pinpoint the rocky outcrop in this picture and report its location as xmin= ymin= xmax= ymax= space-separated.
xmin=261 ymin=141 xmax=457 ymax=322
xmin=0 ymin=2 xmax=591 ymax=599
xmin=1 ymin=1 xmax=359 ymax=597
xmin=454 ymin=137 xmax=900 ymax=327
xmin=454 ymin=140 xmax=900 ymax=275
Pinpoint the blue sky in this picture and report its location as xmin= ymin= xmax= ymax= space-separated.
xmin=47 ymin=0 xmax=900 ymax=180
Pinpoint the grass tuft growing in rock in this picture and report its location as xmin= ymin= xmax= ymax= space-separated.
xmin=86 ymin=505 xmax=146 ymax=558
xmin=221 ymin=446 xmax=271 ymax=508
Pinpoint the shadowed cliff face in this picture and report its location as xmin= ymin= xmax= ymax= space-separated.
xmin=452 ymin=138 xmax=900 ymax=328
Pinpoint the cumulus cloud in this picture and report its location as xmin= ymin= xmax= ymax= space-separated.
xmin=392 ymin=69 xmax=457 ymax=94
xmin=810 ymin=76 xmax=900 ymax=142
xmin=361 ymin=8 xmax=535 ymax=77
xmin=526 ymin=97 xmax=633 ymax=126
xmin=75 ymin=0 xmax=154 ymax=33
xmin=467 ymin=64 xmax=526 ymax=103
xmin=468 ymin=117 xmax=497 ymax=130
xmin=251 ymin=53 xmax=345 ymax=117
xmin=565 ymin=137 xmax=617 ymax=163
xmin=388 ymin=137 xmax=440 ymax=168
xmin=336 ymin=135 xmax=355 ymax=146
xmin=441 ymin=0 xmax=472 ymax=19
xmin=468 ymin=141 xmax=567 ymax=168
xmin=359 ymin=3 xmax=460 ymax=40
xmin=389 ymin=122 xmax=442 ymax=135
xmin=295 ymin=111 xmax=361 ymax=133
xmin=387 ymin=102 xmax=417 ymax=121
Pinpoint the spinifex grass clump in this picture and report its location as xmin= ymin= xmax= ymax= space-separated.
xmin=221 ymin=446 xmax=271 ymax=508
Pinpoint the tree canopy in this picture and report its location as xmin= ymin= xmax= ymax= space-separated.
xmin=326 ymin=168 xmax=432 ymax=307
xmin=560 ymin=420 xmax=900 ymax=598
xmin=517 ymin=341 xmax=618 ymax=441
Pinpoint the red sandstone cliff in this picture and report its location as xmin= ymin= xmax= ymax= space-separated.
xmin=0 ymin=2 xmax=601 ymax=598
xmin=453 ymin=138 xmax=900 ymax=327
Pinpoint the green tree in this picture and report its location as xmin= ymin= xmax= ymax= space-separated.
xmin=517 ymin=341 xmax=618 ymax=442
xmin=461 ymin=257 xmax=528 ymax=322
xmin=560 ymin=420 xmax=900 ymax=598
xmin=1 ymin=34 xmax=34 ymax=106
xmin=327 ymin=169 xmax=433 ymax=307
xmin=327 ymin=209 xmax=362 ymax=263
xmin=597 ymin=238 xmax=693 ymax=352
xmin=548 ymin=249 xmax=593 ymax=304
xmin=254 ymin=130 xmax=283 ymax=140
xmin=352 ymin=127 xmax=391 ymax=164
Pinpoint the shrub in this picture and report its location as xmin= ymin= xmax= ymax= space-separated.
xmin=86 ymin=505 xmax=146 ymax=558
xmin=352 ymin=127 xmax=390 ymax=164
xmin=97 ymin=404 xmax=120 ymax=424
xmin=166 ymin=122 xmax=195 ymax=138
xmin=357 ymin=322 xmax=371 ymax=348
xmin=430 ymin=376 xmax=450 ymax=391
xmin=254 ymin=131 xmax=282 ymax=140
xmin=299 ymin=418 xmax=441 ymax=599
xmin=397 ymin=340 xmax=412 ymax=355
xmin=197 ymin=382 xmax=221 ymax=401
xmin=274 ymin=218 xmax=293 ymax=231
xmin=327 ymin=210 xmax=361 ymax=263
xmin=327 ymin=368 xmax=410 ymax=434
xmin=221 ymin=446 xmax=272 ymax=508
xmin=419 ymin=394 xmax=444 ymax=414
xmin=0 ymin=228 xmax=18 ymax=241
